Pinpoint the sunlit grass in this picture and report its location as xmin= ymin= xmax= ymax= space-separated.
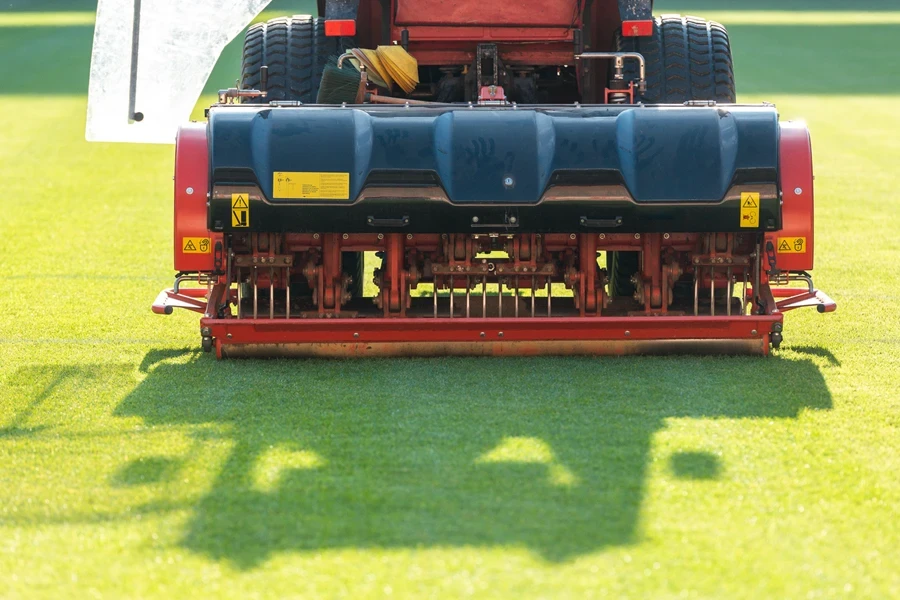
xmin=2 ymin=1 xmax=900 ymax=598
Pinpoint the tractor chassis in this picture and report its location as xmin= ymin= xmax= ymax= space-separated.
xmin=154 ymin=231 xmax=835 ymax=358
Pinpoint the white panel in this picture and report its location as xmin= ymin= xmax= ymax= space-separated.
xmin=86 ymin=0 xmax=273 ymax=144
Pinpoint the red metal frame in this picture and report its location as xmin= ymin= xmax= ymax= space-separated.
xmin=204 ymin=313 xmax=777 ymax=358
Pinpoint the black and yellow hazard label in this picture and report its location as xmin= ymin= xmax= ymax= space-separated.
xmin=232 ymin=193 xmax=249 ymax=228
xmin=740 ymin=192 xmax=760 ymax=228
xmin=777 ymin=237 xmax=807 ymax=254
xmin=272 ymin=172 xmax=350 ymax=199
xmin=182 ymin=237 xmax=211 ymax=254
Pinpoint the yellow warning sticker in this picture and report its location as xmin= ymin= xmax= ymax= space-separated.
xmin=182 ymin=237 xmax=211 ymax=254
xmin=273 ymin=172 xmax=350 ymax=200
xmin=777 ymin=237 xmax=807 ymax=254
xmin=740 ymin=192 xmax=760 ymax=228
xmin=232 ymin=193 xmax=249 ymax=228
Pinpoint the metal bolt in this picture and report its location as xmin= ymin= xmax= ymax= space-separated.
xmin=498 ymin=332 xmax=504 ymax=338
xmin=472 ymin=216 xmax=480 ymax=224
xmin=226 ymin=333 xmax=232 ymax=339
xmin=342 ymin=233 xmax=349 ymax=240
xmin=599 ymin=233 xmax=606 ymax=240
xmin=479 ymin=331 xmax=486 ymax=337
xmin=407 ymin=234 xmax=413 ymax=240
xmin=313 ymin=233 xmax=320 ymax=240
xmin=663 ymin=233 xmax=670 ymax=240
xmin=751 ymin=329 xmax=758 ymax=336
xmin=794 ymin=187 xmax=802 ymax=195
xmin=377 ymin=233 xmax=384 ymax=240
xmin=570 ymin=233 xmax=577 ymax=240
xmin=503 ymin=176 xmax=514 ymax=187
xmin=186 ymin=187 xmax=194 ymax=195
xmin=353 ymin=332 xmax=359 ymax=338
xmin=509 ymin=216 xmax=518 ymax=224
xmin=634 ymin=233 xmax=641 ymax=240
xmin=624 ymin=330 xmax=631 ymax=337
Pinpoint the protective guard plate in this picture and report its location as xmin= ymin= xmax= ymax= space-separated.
xmin=207 ymin=104 xmax=781 ymax=233
xmin=86 ymin=0 xmax=272 ymax=143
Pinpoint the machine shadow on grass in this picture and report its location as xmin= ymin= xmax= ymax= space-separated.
xmin=108 ymin=351 xmax=833 ymax=567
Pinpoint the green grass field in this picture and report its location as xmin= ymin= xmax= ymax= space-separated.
xmin=2 ymin=1 xmax=899 ymax=597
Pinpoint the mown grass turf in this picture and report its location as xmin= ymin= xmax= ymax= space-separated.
xmin=2 ymin=1 xmax=899 ymax=598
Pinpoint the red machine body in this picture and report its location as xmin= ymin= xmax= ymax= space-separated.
xmin=152 ymin=2 xmax=835 ymax=358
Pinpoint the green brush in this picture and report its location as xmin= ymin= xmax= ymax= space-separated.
xmin=317 ymin=55 xmax=363 ymax=104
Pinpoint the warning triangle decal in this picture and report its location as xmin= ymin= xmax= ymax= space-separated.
xmin=232 ymin=194 xmax=249 ymax=209
xmin=184 ymin=240 xmax=197 ymax=252
xmin=778 ymin=240 xmax=791 ymax=252
xmin=743 ymin=196 xmax=759 ymax=208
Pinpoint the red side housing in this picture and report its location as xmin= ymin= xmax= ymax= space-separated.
xmin=174 ymin=123 xmax=218 ymax=272
xmin=771 ymin=122 xmax=815 ymax=271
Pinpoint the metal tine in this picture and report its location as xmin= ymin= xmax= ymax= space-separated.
xmin=450 ymin=276 xmax=454 ymax=318
xmin=742 ymin=268 xmax=748 ymax=315
xmin=433 ymin=278 xmax=438 ymax=318
xmin=693 ymin=267 xmax=698 ymax=316
xmin=269 ymin=267 xmax=274 ymax=319
xmin=237 ymin=268 xmax=243 ymax=319
xmin=727 ymin=267 xmax=732 ymax=316
xmin=498 ymin=278 xmax=503 ymax=318
xmin=285 ymin=267 xmax=290 ymax=319
xmin=466 ymin=276 xmax=471 ymax=318
xmin=710 ymin=266 xmax=715 ymax=317
xmin=531 ymin=275 xmax=536 ymax=318
xmin=547 ymin=276 xmax=551 ymax=317
xmin=753 ymin=241 xmax=761 ymax=314
xmin=515 ymin=277 xmax=519 ymax=318
xmin=253 ymin=267 xmax=258 ymax=319
xmin=482 ymin=275 xmax=487 ymax=317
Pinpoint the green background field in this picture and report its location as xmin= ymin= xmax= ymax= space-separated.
xmin=1 ymin=1 xmax=899 ymax=597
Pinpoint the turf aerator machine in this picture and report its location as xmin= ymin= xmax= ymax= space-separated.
xmin=87 ymin=0 xmax=834 ymax=357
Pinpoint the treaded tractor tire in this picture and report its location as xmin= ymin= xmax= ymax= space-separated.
xmin=608 ymin=15 xmax=736 ymax=298
xmin=617 ymin=14 xmax=736 ymax=104
xmin=240 ymin=15 xmax=336 ymax=103
xmin=240 ymin=16 xmax=363 ymax=297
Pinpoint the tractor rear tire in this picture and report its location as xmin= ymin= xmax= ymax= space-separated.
xmin=240 ymin=15 xmax=334 ymax=103
xmin=608 ymin=15 xmax=736 ymax=298
xmin=239 ymin=16 xmax=363 ymax=298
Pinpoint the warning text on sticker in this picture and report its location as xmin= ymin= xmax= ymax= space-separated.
xmin=777 ymin=237 xmax=807 ymax=254
xmin=232 ymin=193 xmax=249 ymax=228
xmin=182 ymin=237 xmax=211 ymax=254
xmin=740 ymin=192 xmax=760 ymax=228
xmin=273 ymin=172 xmax=350 ymax=200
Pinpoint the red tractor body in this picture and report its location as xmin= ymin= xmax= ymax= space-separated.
xmin=143 ymin=0 xmax=834 ymax=357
